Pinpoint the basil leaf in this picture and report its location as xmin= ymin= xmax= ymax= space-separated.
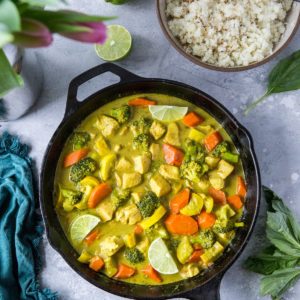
xmin=260 ymin=268 xmax=300 ymax=298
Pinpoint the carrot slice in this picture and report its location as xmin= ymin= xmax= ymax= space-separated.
xmin=142 ymin=264 xmax=162 ymax=283
xmin=89 ymin=256 xmax=104 ymax=272
xmin=193 ymin=243 xmax=203 ymax=250
xmin=204 ymin=131 xmax=223 ymax=152
xmin=237 ymin=176 xmax=247 ymax=198
xmin=208 ymin=187 xmax=227 ymax=205
xmin=63 ymin=148 xmax=89 ymax=168
xmin=188 ymin=250 xmax=204 ymax=263
xmin=165 ymin=214 xmax=198 ymax=235
xmin=162 ymin=144 xmax=184 ymax=166
xmin=88 ymin=183 xmax=112 ymax=208
xmin=198 ymin=211 xmax=216 ymax=229
xmin=169 ymin=188 xmax=190 ymax=214
xmin=183 ymin=112 xmax=204 ymax=127
xmin=134 ymin=224 xmax=144 ymax=235
xmin=85 ymin=229 xmax=99 ymax=245
xmin=128 ymin=98 xmax=156 ymax=106
xmin=227 ymin=195 xmax=243 ymax=210
xmin=114 ymin=264 xmax=136 ymax=279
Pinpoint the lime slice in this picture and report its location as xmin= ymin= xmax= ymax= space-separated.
xmin=149 ymin=105 xmax=188 ymax=122
xmin=70 ymin=214 xmax=100 ymax=243
xmin=95 ymin=25 xmax=132 ymax=61
xmin=148 ymin=238 xmax=178 ymax=274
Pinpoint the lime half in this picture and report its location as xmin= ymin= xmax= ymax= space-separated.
xmin=95 ymin=25 xmax=132 ymax=61
xmin=149 ymin=105 xmax=188 ymax=122
xmin=70 ymin=214 xmax=100 ymax=243
xmin=148 ymin=238 xmax=178 ymax=274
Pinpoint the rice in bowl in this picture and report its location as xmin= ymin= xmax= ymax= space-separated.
xmin=166 ymin=0 xmax=293 ymax=67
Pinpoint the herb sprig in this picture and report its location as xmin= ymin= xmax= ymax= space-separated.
xmin=244 ymin=186 xmax=300 ymax=299
xmin=245 ymin=50 xmax=300 ymax=115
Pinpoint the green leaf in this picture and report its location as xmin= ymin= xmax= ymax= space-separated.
xmin=245 ymin=50 xmax=300 ymax=115
xmin=0 ymin=0 xmax=21 ymax=31
xmin=260 ymin=268 xmax=300 ymax=298
xmin=0 ymin=49 xmax=24 ymax=97
xmin=19 ymin=0 xmax=62 ymax=6
xmin=0 ymin=24 xmax=14 ymax=48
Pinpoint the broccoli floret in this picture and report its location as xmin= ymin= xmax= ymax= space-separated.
xmin=184 ymin=139 xmax=206 ymax=163
xmin=137 ymin=191 xmax=160 ymax=218
xmin=212 ymin=141 xmax=230 ymax=157
xmin=131 ymin=118 xmax=152 ymax=136
xmin=190 ymin=230 xmax=216 ymax=249
xmin=180 ymin=160 xmax=209 ymax=182
xmin=133 ymin=133 xmax=151 ymax=151
xmin=124 ymin=247 xmax=145 ymax=264
xmin=70 ymin=132 xmax=90 ymax=150
xmin=212 ymin=219 xmax=235 ymax=234
xmin=69 ymin=157 xmax=97 ymax=183
xmin=111 ymin=105 xmax=131 ymax=124
xmin=60 ymin=188 xmax=83 ymax=212
xmin=111 ymin=189 xmax=131 ymax=209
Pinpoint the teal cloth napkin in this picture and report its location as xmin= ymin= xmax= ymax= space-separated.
xmin=0 ymin=132 xmax=57 ymax=300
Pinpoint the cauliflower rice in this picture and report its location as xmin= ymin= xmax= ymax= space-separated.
xmin=166 ymin=0 xmax=293 ymax=67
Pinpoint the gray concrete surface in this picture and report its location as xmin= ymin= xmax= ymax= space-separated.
xmin=1 ymin=1 xmax=300 ymax=299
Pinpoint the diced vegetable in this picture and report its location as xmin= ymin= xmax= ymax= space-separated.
xmin=103 ymin=257 xmax=118 ymax=278
xmin=180 ymin=193 xmax=204 ymax=216
xmin=128 ymin=98 xmax=156 ymax=106
xmin=190 ymin=229 xmax=216 ymax=249
xmin=177 ymin=236 xmax=194 ymax=264
xmin=204 ymin=131 xmax=223 ymax=152
xmin=204 ymin=196 xmax=214 ymax=213
xmin=59 ymin=188 xmax=83 ymax=212
xmin=139 ymin=205 xmax=167 ymax=229
xmin=183 ymin=112 xmax=204 ymax=127
xmin=142 ymin=264 xmax=162 ymax=283
xmin=124 ymin=247 xmax=145 ymax=264
xmin=215 ymin=204 xmax=236 ymax=220
xmin=216 ymin=231 xmax=235 ymax=246
xmin=205 ymin=156 xmax=220 ymax=168
xmin=150 ymin=120 xmax=166 ymax=140
xmin=89 ymin=256 xmax=104 ymax=272
xmin=200 ymin=241 xmax=224 ymax=264
xmin=198 ymin=211 xmax=216 ymax=229
xmin=124 ymin=233 xmax=136 ymax=248
xmin=208 ymin=187 xmax=226 ymax=205
xmin=188 ymin=250 xmax=203 ymax=263
xmin=122 ymin=172 xmax=142 ymax=189
xmin=94 ymin=134 xmax=110 ymax=156
xmin=134 ymin=224 xmax=144 ymax=235
xmin=158 ymin=164 xmax=180 ymax=181
xmin=114 ymin=264 xmax=136 ymax=279
xmin=208 ymin=172 xmax=225 ymax=190
xmin=137 ymin=191 xmax=160 ymax=218
xmin=227 ymin=195 xmax=243 ymax=210
xmin=164 ymin=123 xmax=180 ymax=146
xmin=64 ymin=148 xmax=89 ymax=168
xmin=88 ymin=183 xmax=112 ymax=208
xmin=170 ymin=188 xmax=190 ymax=214
xmin=216 ymin=159 xmax=234 ymax=179
xmin=70 ymin=132 xmax=90 ymax=150
xmin=162 ymin=144 xmax=184 ymax=166
xmin=77 ymin=249 xmax=92 ymax=264
xmin=237 ymin=176 xmax=247 ymax=197
xmin=188 ymin=128 xmax=206 ymax=143
xmin=69 ymin=157 xmax=97 ymax=183
xmin=165 ymin=214 xmax=199 ymax=235
xmin=100 ymin=153 xmax=116 ymax=181
xmin=85 ymin=229 xmax=99 ymax=245
xmin=134 ymin=153 xmax=151 ymax=174
xmin=149 ymin=173 xmax=171 ymax=197
xmin=80 ymin=176 xmax=100 ymax=187
xmin=149 ymin=143 xmax=161 ymax=161
xmin=180 ymin=263 xmax=200 ymax=279
xmin=221 ymin=152 xmax=239 ymax=164
xmin=110 ymin=105 xmax=131 ymax=124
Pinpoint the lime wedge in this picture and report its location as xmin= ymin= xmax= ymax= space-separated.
xmin=149 ymin=105 xmax=188 ymax=122
xmin=95 ymin=25 xmax=132 ymax=61
xmin=148 ymin=238 xmax=178 ymax=274
xmin=70 ymin=214 xmax=100 ymax=243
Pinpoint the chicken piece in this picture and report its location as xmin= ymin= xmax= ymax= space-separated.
xmin=133 ymin=153 xmax=151 ymax=174
xmin=96 ymin=115 xmax=119 ymax=137
xmin=122 ymin=172 xmax=142 ymax=189
xmin=216 ymin=160 xmax=234 ymax=179
xmin=149 ymin=143 xmax=161 ymax=161
xmin=164 ymin=123 xmax=180 ymax=146
xmin=149 ymin=173 xmax=171 ymax=197
xmin=180 ymin=263 xmax=200 ymax=279
xmin=159 ymin=164 xmax=180 ymax=181
xmin=99 ymin=236 xmax=124 ymax=257
xmin=150 ymin=120 xmax=166 ymax=140
xmin=115 ymin=203 xmax=142 ymax=225
xmin=115 ymin=157 xmax=132 ymax=172
xmin=94 ymin=134 xmax=110 ymax=156
xmin=96 ymin=199 xmax=115 ymax=222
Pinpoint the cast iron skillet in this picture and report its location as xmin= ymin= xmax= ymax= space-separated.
xmin=40 ymin=63 xmax=261 ymax=300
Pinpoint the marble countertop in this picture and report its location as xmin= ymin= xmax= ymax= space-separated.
xmin=2 ymin=1 xmax=300 ymax=299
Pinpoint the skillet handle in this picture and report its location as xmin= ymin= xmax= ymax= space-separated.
xmin=179 ymin=273 xmax=224 ymax=300
xmin=65 ymin=63 xmax=142 ymax=118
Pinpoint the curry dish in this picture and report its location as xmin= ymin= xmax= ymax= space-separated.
xmin=54 ymin=94 xmax=247 ymax=285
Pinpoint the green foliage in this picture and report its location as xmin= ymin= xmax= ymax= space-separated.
xmin=244 ymin=186 xmax=300 ymax=299
xmin=69 ymin=157 xmax=97 ymax=183
xmin=190 ymin=230 xmax=216 ymax=249
xmin=70 ymin=132 xmax=90 ymax=150
xmin=133 ymin=133 xmax=151 ymax=152
xmin=137 ymin=191 xmax=160 ymax=218
xmin=124 ymin=247 xmax=145 ymax=264
xmin=111 ymin=189 xmax=131 ymax=209
xmin=111 ymin=105 xmax=131 ymax=124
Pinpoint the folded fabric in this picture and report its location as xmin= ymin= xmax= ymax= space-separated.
xmin=0 ymin=132 xmax=57 ymax=300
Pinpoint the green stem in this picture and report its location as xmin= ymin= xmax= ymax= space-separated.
xmin=244 ymin=89 xmax=273 ymax=116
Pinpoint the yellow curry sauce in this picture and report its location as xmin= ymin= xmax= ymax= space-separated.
xmin=54 ymin=94 xmax=246 ymax=285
